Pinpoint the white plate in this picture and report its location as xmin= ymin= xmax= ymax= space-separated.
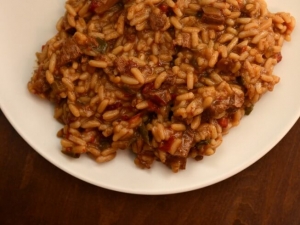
xmin=0 ymin=0 xmax=299 ymax=195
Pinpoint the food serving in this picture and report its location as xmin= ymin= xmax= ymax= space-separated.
xmin=28 ymin=0 xmax=295 ymax=172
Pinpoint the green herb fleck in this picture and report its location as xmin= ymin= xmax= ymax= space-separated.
xmin=196 ymin=139 xmax=211 ymax=149
xmin=245 ymin=105 xmax=254 ymax=115
xmin=95 ymin=38 xmax=108 ymax=54
xmin=99 ymin=140 xmax=111 ymax=150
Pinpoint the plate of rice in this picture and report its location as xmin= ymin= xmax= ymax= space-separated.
xmin=0 ymin=0 xmax=299 ymax=195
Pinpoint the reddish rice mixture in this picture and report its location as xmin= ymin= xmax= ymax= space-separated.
xmin=28 ymin=0 xmax=295 ymax=172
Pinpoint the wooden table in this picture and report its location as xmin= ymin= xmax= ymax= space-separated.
xmin=1 ymin=109 xmax=300 ymax=225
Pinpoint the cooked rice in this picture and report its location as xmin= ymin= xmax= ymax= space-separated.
xmin=28 ymin=0 xmax=295 ymax=172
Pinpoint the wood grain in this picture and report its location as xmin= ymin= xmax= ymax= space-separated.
xmin=1 ymin=109 xmax=300 ymax=225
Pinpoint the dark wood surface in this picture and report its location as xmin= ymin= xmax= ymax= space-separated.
xmin=1 ymin=108 xmax=300 ymax=225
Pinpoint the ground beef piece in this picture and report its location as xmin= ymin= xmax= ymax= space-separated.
xmin=210 ymin=98 xmax=231 ymax=117
xmin=149 ymin=89 xmax=172 ymax=106
xmin=149 ymin=11 xmax=168 ymax=31
xmin=162 ymin=71 xmax=176 ymax=87
xmin=140 ymin=65 xmax=153 ymax=77
xmin=89 ymin=0 xmax=119 ymax=14
xmin=142 ymin=82 xmax=172 ymax=106
xmin=29 ymin=67 xmax=50 ymax=95
xmin=115 ymin=56 xmax=128 ymax=73
xmin=202 ymin=14 xmax=225 ymax=25
xmin=124 ymin=27 xmax=137 ymax=42
xmin=57 ymin=38 xmax=82 ymax=67
xmin=175 ymin=129 xmax=195 ymax=157
xmin=231 ymin=89 xmax=244 ymax=108
xmin=217 ymin=58 xmax=235 ymax=73
xmin=209 ymin=90 xmax=244 ymax=117
xmin=114 ymin=57 xmax=138 ymax=74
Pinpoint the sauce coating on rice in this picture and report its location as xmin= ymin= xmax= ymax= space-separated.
xmin=28 ymin=0 xmax=295 ymax=172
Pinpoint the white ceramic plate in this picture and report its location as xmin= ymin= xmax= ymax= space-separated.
xmin=0 ymin=0 xmax=299 ymax=195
